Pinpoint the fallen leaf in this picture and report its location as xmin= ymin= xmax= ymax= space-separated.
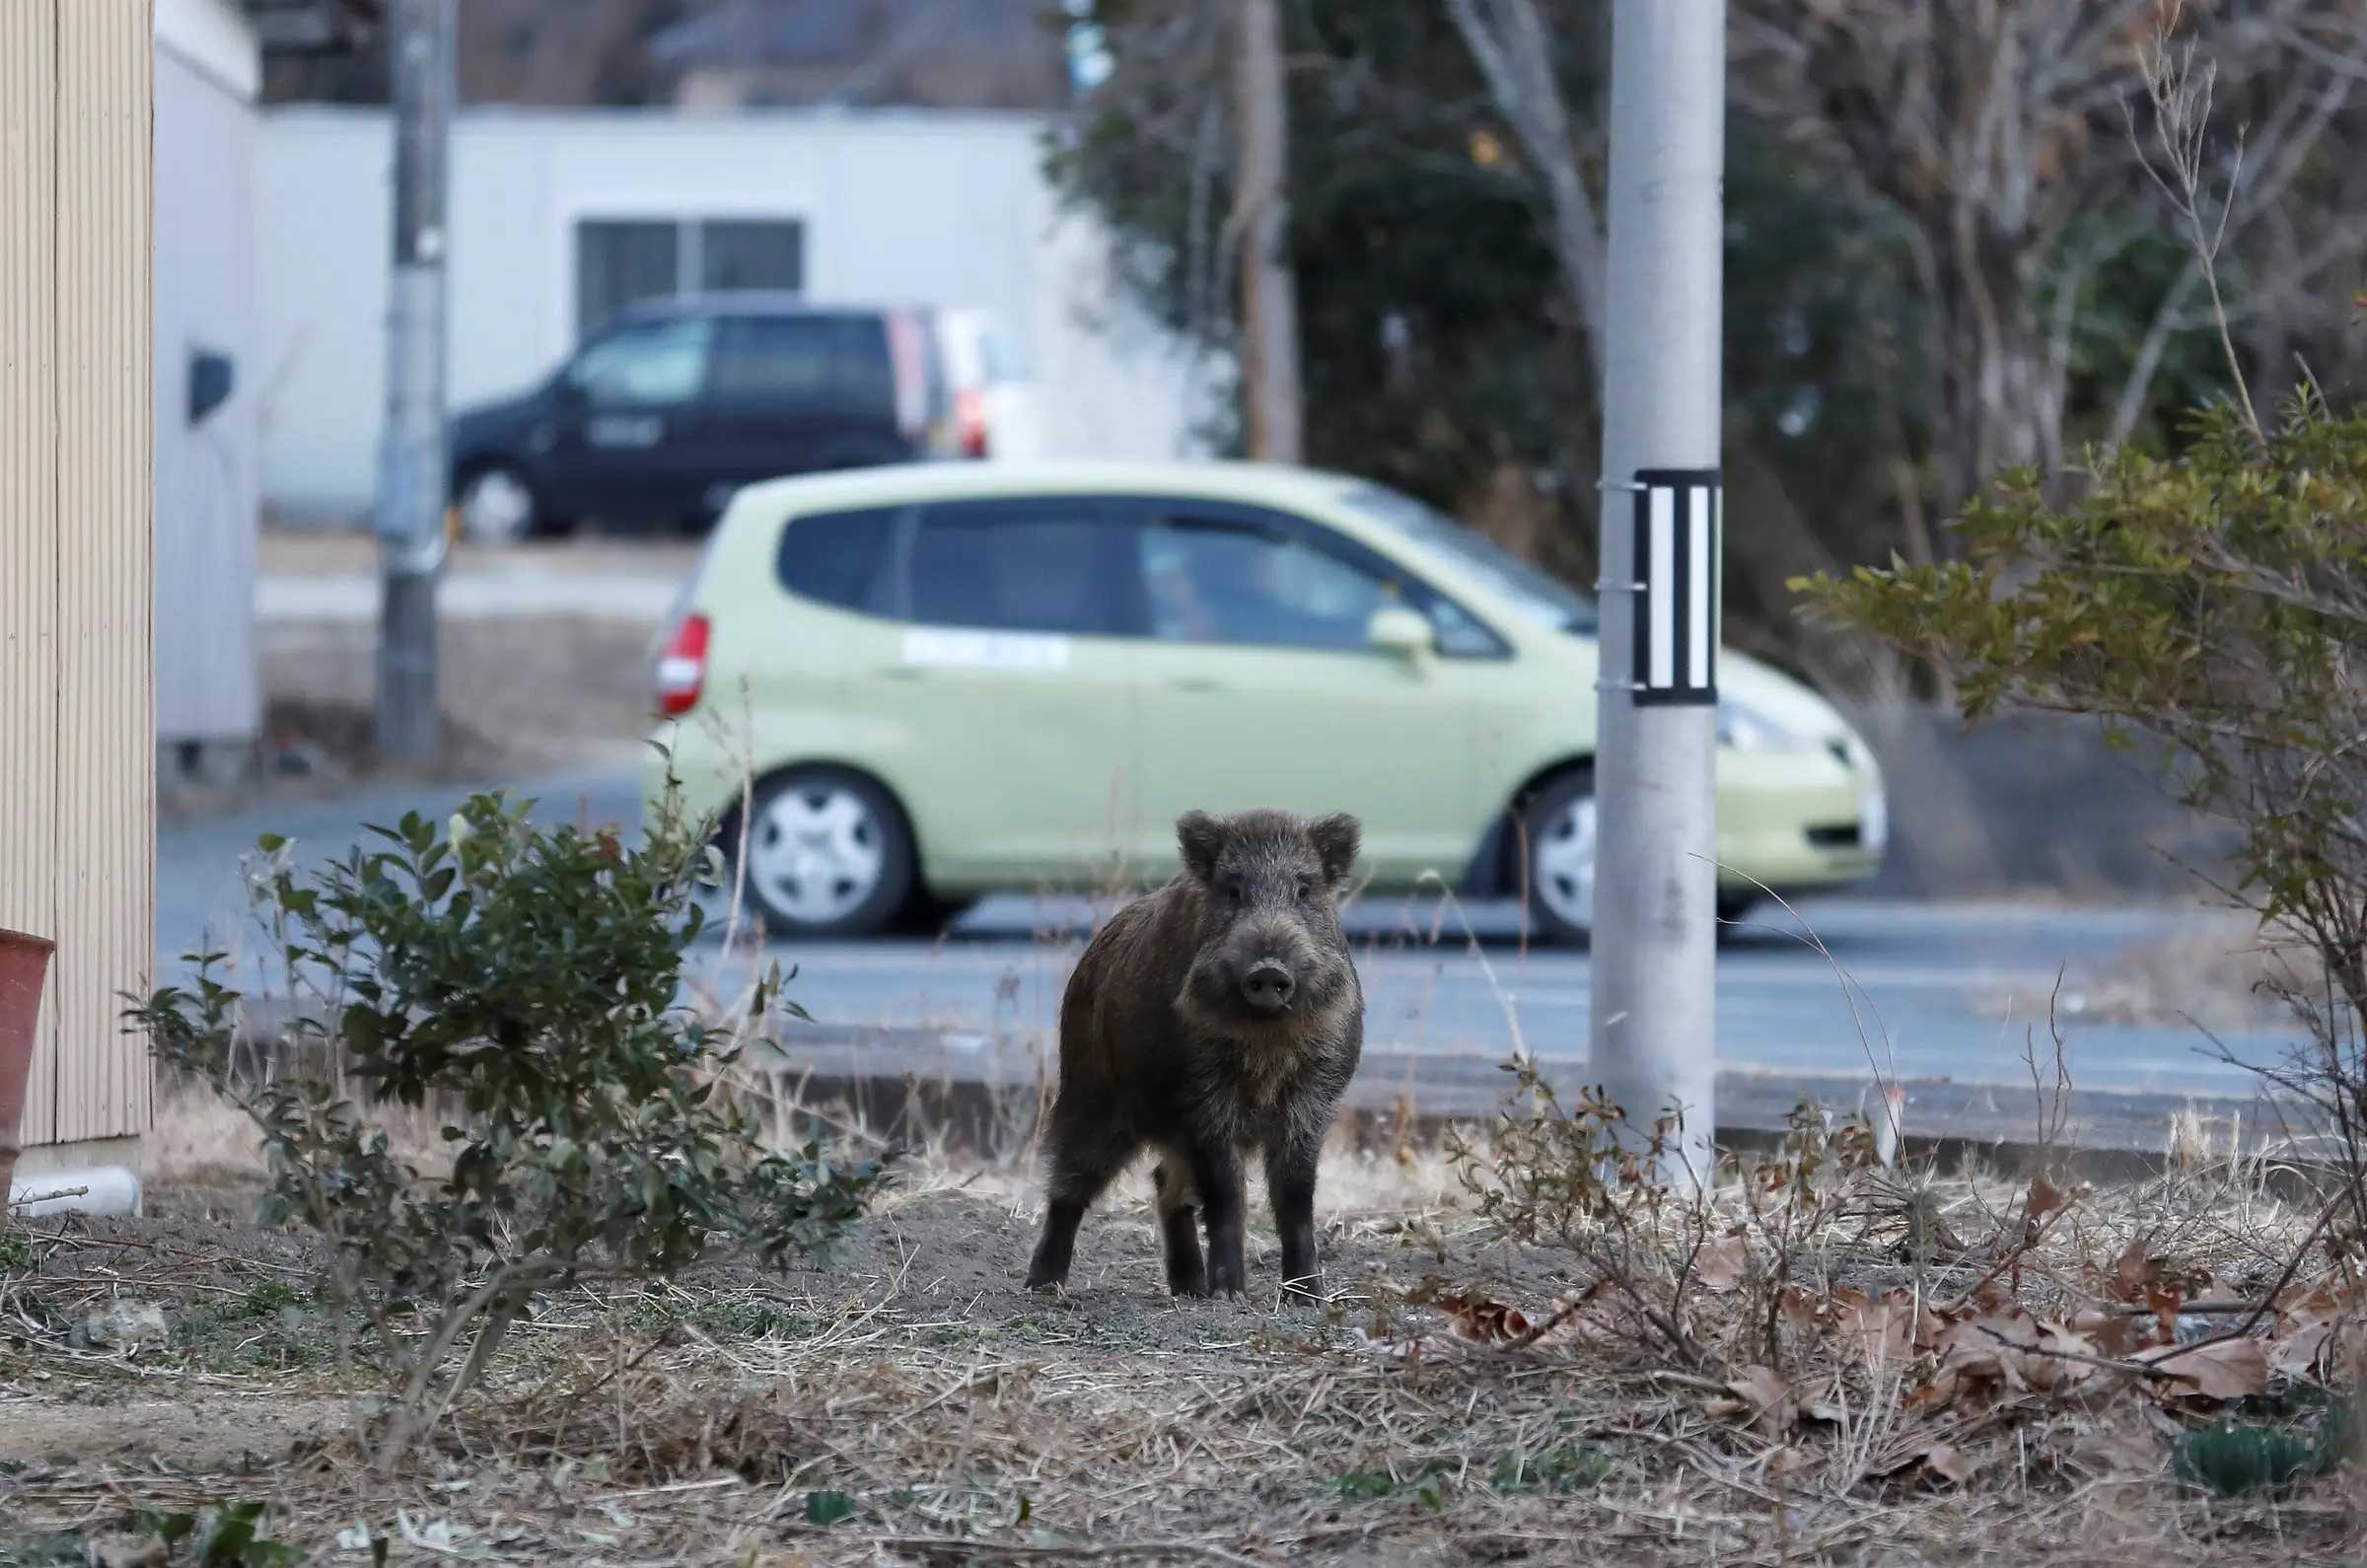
xmin=1873 ymin=1430 xmax=1976 ymax=1484
xmin=1837 ymin=1291 xmax=1924 ymax=1367
xmin=1717 ymin=1365 xmax=1800 ymax=1436
xmin=1438 ymin=1294 xmax=1531 ymax=1344
xmin=1918 ymin=1441 xmax=1975 ymax=1485
xmin=1694 ymin=1233 xmax=1748 ymax=1295
xmin=1765 ymin=1445 xmax=1822 ymax=1480
xmin=1776 ymin=1284 xmax=1824 ymax=1326
xmin=2080 ymin=1421 xmax=2168 ymax=1477
xmin=2026 ymin=1176 xmax=2070 ymax=1232
xmin=2138 ymin=1335 xmax=2269 ymax=1401
xmin=2269 ymin=1319 xmax=2334 ymax=1379
xmin=2113 ymin=1236 xmax=2152 ymax=1301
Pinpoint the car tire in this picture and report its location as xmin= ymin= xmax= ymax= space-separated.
xmin=455 ymin=461 xmax=564 ymax=545
xmin=732 ymin=767 xmax=916 ymax=940
xmin=1516 ymin=766 xmax=1598 ymax=948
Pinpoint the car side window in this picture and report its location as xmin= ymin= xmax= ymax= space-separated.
xmin=710 ymin=317 xmax=836 ymax=405
xmin=905 ymin=501 xmax=1135 ymax=637
xmin=1136 ymin=513 xmax=1507 ymax=657
xmin=566 ymin=317 xmax=712 ymax=407
xmin=775 ymin=507 xmax=897 ymax=613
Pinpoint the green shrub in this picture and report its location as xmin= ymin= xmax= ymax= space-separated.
xmin=127 ymin=785 xmax=890 ymax=1460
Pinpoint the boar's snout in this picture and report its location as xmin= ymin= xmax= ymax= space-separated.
xmin=1241 ymin=960 xmax=1295 ymax=1013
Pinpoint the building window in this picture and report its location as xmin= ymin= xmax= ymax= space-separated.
xmin=575 ymin=217 xmax=807 ymax=340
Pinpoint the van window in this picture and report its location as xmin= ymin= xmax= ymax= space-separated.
xmin=566 ymin=317 xmax=712 ymax=407
xmin=712 ymin=317 xmax=836 ymax=404
xmin=906 ymin=501 xmax=1134 ymax=637
xmin=776 ymin=507 xmax=897 ymax=612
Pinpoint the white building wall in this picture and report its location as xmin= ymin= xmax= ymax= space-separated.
xmin=256 ymin=107 xmax=1218 ymax=519
xmin=154 ymin=0 xmax=261 ymax=746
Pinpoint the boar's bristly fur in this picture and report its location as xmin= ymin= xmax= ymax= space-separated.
xmin=1025 ymin=807 xmax=1365 ymax=1299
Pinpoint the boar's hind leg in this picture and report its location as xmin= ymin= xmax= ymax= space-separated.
xmin=1152 ymin=1159 xmax=1207 ymax=1297
xmin=1185 ymin=1141 xmax=1250 ymax=1298
xmin=1264 ymin=1123 xmax=1327 ymax=1294
xmin=1025 ymin=1119 xmax=1135 ymax=1291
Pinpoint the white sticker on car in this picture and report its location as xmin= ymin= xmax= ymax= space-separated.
xmin=901 ymin=627 xmax=1073 ymax=672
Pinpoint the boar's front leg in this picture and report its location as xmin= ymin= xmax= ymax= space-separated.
xmin=1265 ymin=1122 xmax=1326 ymax=1294
xmin=1186 ymin=1139 xmax=1250 ymax=1298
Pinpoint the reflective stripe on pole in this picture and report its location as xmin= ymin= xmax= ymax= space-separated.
xmin=1631 ymin=469 xmax=1720 ymax=706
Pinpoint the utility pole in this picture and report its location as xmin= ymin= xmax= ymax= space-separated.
xmin=1231 ymin=0 xmax=1302 ymax=463
xmin=1589 ymin=0 xmax=1725 ymax=1184
xmin=373 ymin=0 xmax=455 ymax=761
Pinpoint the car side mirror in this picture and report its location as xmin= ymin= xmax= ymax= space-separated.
xmin=187 ymin=346 xmax=234 ymax=427
xmin=1368 ymin=605 xmax=1435 ymax=664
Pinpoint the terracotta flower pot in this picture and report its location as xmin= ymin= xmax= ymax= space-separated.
xmin=0 ymin=926 xmax=56 ymax=1200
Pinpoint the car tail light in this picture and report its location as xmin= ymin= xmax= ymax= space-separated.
xmin=956 ymin=387 xmax=989 ymax=459
xmin=656 ymin=612 xmax=709 ymax=717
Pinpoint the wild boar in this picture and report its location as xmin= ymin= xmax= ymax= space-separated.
xmin=1024 ymin=807 xmax=1365 ymax=1298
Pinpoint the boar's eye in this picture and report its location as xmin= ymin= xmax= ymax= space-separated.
xmin=1296 ymin=877 xmax=1315 ymax=902
xmin=1220 ymin=878 xmax=1246 ymax=907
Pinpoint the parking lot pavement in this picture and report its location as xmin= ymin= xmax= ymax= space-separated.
xmin=159 ymin=764 xmax=2300 ymax=1128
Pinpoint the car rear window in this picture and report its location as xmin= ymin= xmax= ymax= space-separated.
xmin=775 ymin=507 xmax=897 ymax=612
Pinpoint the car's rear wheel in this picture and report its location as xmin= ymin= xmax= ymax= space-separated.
xmin=736 ymin=768 xmax=915 ymax=940
xmin=456 ymin=462 xmax=561 ymax=545
xmin=1519 ymin=767 xmax=1597 ymax=947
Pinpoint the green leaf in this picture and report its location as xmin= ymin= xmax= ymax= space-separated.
xmin=803 ymin=1490 xmax=857 ymax=1527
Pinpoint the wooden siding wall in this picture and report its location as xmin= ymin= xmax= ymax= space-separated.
xmin=0 ymin=0 xmax=155 ymax=1150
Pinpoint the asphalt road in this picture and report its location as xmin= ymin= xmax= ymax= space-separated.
xmin=155 ymin=761 xmax=2306 ymax=1120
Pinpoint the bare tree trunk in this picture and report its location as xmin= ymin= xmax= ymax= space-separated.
xmin=1232 ymin=0 xmax=1303 ymax=462
xmin=1444 ymin=0 xmax=1609 ymax=392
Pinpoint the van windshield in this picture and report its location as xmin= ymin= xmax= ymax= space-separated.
xmin=1338 ymin=482 xmax=1599 ymax=635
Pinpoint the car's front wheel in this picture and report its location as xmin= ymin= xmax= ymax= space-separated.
xmin=735 ymin=768 xmax=916 ymax=940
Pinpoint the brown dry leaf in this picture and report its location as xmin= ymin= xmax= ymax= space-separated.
xmin=1776 ymin=1284 xmax=1824 ymax=1327
xmin=1765 ymin=1445 xmax=1822 ymax=1480
xmin=1694 ymin=1232 xmax=1748 ymax=1295
xmin=1837 ymin=1290 xmax=1925 ymax=1367
xmin=1439 ymin=1293 xmax=1532 ymax=1345
xmin=2270 ymin=1319 xmax=2334 ymax=1380
xmin=2112 ymin=1236 xmax=2152 ymax=1302
xmin=1714 ymin=1365 xmax=1801 ymax=1436
xmin=2078 ymin=1421 xmax=2167 ymax=1477
xmin=2018 ymin=1321 xmax=2103 ymax=1393
xmin=1873 ymin=1429 xmax=1976 ymax=1485
xmin=1918 ymin=1441 xmax=1975 ymax=1485
xmin=2137 ymin=1335 xmax=2269 ymax=1401
xmin=2069 ymin=1309 xmax=2145 ymax=1359
xmin=2026 ymin=1175 xmax=2070 ymax=1232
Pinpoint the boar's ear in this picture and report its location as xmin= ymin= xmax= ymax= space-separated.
xmin=1176 ymin=811 xmax=1228 ymax=883
xmin=1308 ymin=813 xmax=1361 ymax=888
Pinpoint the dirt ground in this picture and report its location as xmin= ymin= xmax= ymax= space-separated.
xmin=7 ymin=1118 xmax=2366 ymax=1567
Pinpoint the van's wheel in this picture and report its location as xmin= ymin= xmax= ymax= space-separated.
xmin=455 ymin=462 xmax=558 ymax=545
xmin=1517 ymin=767 xmax=1597 ymax=947
xmin=735 ymin=768 xmax=915 ymax=939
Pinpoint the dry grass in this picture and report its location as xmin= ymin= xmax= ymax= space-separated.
xmin=7 ymin=1115 xmax=2364 ymax=1566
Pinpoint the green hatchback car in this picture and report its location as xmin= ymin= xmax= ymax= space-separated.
xmin=643 ymin=460 xmax=1887 ymax=942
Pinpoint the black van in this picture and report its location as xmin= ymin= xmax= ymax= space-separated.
xmin=445 ymin=295 xmax=954 ymax=542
